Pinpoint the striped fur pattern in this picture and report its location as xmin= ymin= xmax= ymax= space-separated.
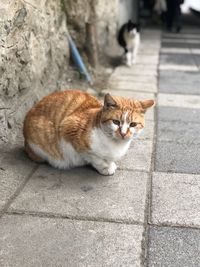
xmin=23 ymin=90 xmax=154 ymax=175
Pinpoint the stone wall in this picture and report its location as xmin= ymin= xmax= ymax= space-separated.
xmin=0 ymin=0 xmax=69 ymax=146
xmin=0 ymin=0 xmax=119 ymax=147
xmin=63 ymin=0 xmax=118 ymax=52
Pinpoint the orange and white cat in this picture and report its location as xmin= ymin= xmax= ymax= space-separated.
xmin=23 ymin=90 xmax=154 ymax=175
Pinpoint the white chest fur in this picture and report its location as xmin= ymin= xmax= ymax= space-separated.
xmin=90 ymin=128 xmax=131 ymax=162
xmin=124 ymin=31 xmax=140 ymax=50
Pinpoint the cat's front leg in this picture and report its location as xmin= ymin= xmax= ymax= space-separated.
xmin=93 ymin=161 xmax=117 ymax=176
xmin=132 ymin=48 xmax=137 ymax=64
xmin=126 ymin=52 xmax=132 ymax=67
xmin=85 ymin=154 xmax=117 ymax=175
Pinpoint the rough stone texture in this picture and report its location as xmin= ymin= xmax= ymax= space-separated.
xmin=63 ymin=0 xmax=118 ymax=51
xmin=148 ymin=226 xmax=200 ymax=267
xmin=119 ymin=140 xmax=153 ymax=171
xmin=158 ymin=93 xmax=200 ymax=109
xmin=0 ymin=0 xmax=69 ymax=145
xmin=157 ymin=106 xmax=200 ymax=123
xmin=9 ymin=166 xmax=148 ymax=223
xmin=157 ymin=120 xmax=200 ymax=145
xmin=110 ymin=74 xmax=157 ymax=84
xmin=151 ymin=172 xmax=200 ymax=226
xmin=160 ymin=54 xmax=196 ymax=66
xmin=0 ymin=146 xmax=36 ymax=213
xmin=109 ymin=81 xmax=157 ymax=93
xmin=0 ymin=215 xmax=143 ymax=267
xmin=155 ymin=141 xmax=200 ymax=174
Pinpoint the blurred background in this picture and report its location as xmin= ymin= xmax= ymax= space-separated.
xmin=0 ymin=0 xmax=200 ymax=146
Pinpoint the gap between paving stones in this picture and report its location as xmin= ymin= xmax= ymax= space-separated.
xmin=0 ymin=165 xmax=39 ymax=218
xmin=5 ymin=210 xmax=144 ymax=226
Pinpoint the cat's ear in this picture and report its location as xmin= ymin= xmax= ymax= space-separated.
xmin=103 ymin=94 xmax=118 ymax=110
xmin=140 ymin=100 xmax=155 ymax=113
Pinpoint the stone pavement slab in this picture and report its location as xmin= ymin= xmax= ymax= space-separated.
xmin=159 ymin=82 xmax=200 ymax=95
xmin=140 ymin=120 xmax=154 ymax=141
xmin=113 ymin=67 xmax=157 ymax=77
xmin=157 ymin=106 xmax=200 ymax=123
xmin=101 ymin=89 xmax=155 ymax=100
xmin=161 ymin=40 xmax=190 ymax=49
xmin=159 ymin=70 xmax=200 ymax=95
xmin=155 ymin=141 xmax=200 ymax=174
xmin=158 ymin=93 xmax=200 ymax=109
xmin=9 ymin=166 xmax=148 ymax=223
xmin=134 ymin=55 xmax=159 ymax=65
xmin=160 ymin=47 xmax=191 ymax=54
xmin=0 ymin=214 xmax=143 ymax=267
xmin=0 ymin=146 xmax=36 ymax=213
xmin=119 ymin=140 xmax=153 ymax=172
xmin=159 ymin=64 xmax=199 ymax=71
xmin=110 ymin=74 xmax=157 ymax=84
xmin=157 ymin=120 xmax=200 ymax=145
xmin=148 ymin=226 xmax=200 ymax=267
xmin=151 ymin=172 xmax=200 ymax=226
xmin=109 ymin=81 xmax=157 ymax=93
xmin=160 ymin=54 xmax=196 ymax=66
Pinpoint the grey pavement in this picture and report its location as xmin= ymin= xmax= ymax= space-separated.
xmin=1 ymin=26 xmax=200 ymax=267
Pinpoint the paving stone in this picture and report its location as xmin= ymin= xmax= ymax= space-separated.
xmin=155 ymin=141 xmax=200 ymax=174
xmin=113 ymin=66 xmax=158 ymax=76
xmin=191 ymin=48 xmax=200 ymax=54
xmin=159 ymin=69 xmax=200 ymax=79
xmin=160 ymin=47 xmax=191 ymax=54
xmin=101 ymin=89 xmax=155 ymax=100
xmin=140 ymin=120 xmax=154 ymax=141
xmin=151 ymin=172 xmax=200 ymax=226
xmin=160 ymin=54 xmax=196 ymax=66
xmin=161 ymin=41 xmax=190 ymax=49
xmin=162 ymin=33 xmax=200 ymax=39
xmin=193 ymin=54 xmax=200 ymax=67
xmin=0 ymin=146 xmax=36 ymax=212
xmin=148 ymin=226 xmax=200 ymax=267
xmin=138 ymin=48 xmax=160 ymax=55
xmin=162 ymin=38 xmax=200 ymax=45
xmin=109 ymin=81 xmax=157 ymax=93
xmin=110 ymin=74 xmax=157 ymax=84
xmin=119 ymin=140 xmax=153 ymax=171
xmin=158 ymin=93 xmax=200 ymax=109
xmin=157 ymin=106 xmax=200 ymax=123
xmin=162 ymin=41 xmax=200 ymax=49
xmin=157 ymin=120 xmax=200 ymax=145
xmin=159 ymin=64 xmax=199 ymax=71
xmin=135 ymin=55 xmax=159 ymax=65
xmin=159 ymin=69 xmax=200 ymax=90
xmin=0 ymin=215 xmax=143 ymax=267
xmin=10 ymin=166 xmax=148 ymax=223
xmin=159 ymin=82 xmax=200 ymax=95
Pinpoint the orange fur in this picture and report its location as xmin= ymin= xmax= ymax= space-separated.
xmin=23 ymin=90 xmax=154 ymax=168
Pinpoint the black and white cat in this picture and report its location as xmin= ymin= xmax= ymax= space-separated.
xmin=117 ymin=20 xmax=140 ymax=66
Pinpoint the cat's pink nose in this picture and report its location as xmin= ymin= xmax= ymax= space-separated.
xmin=120 ymin=132 xmax=126 ymax=138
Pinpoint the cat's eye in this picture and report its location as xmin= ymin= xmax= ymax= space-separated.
xmin=130 ymin=122 xmax=137 ymax=127
xmin=112 ymin=120 xmax=120 ymax=126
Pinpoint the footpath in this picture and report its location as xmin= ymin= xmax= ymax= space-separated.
xmin=0 ymin=26 xmax=200 ymax=266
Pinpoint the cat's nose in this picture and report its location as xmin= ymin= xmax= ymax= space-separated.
xmin=120 ymin=132 xmax=126 ymax=138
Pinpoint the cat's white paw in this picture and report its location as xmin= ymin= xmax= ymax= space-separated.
xmin=98 ymin=162 xmax=117 ymax=176
xmin=126 ymin=61 xmax=132 ymax=67
xmin=108 ymin=162 xmax=117 ymax=174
